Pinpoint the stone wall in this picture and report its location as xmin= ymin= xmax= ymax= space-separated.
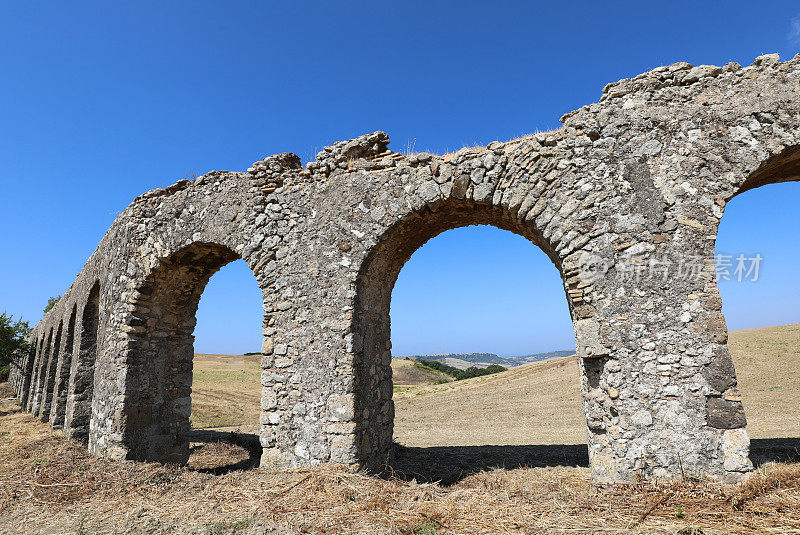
xmin=9 ymin=53 xmax=800 ymax=482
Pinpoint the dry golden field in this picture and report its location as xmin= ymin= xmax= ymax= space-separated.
xmin=392 ymin=356 xmax=586 ymax=447
xmin=191 ymin=353 xmax=262 ymax=430
xmin=0 ymin=324 xmax=798 ymax=534
xmin=726 ymin=323 xmax=800 ymax=439
xmin=189 ymin=323 xmax=800 ymax=446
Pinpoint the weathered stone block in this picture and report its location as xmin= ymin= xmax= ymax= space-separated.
xmin=702 ymin=348 xmax=737 ymax=393
xmin=706 ymin=397 xmax=747 ymax=429
xmin=327 ymin=393 xmax=354 ymax=422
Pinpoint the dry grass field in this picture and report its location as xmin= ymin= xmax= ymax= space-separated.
xmin=189 ymin=323 xmax=800 ymax=445
xmin=191 ymin=353 xmax=261 ymax=430
xmin=1 ymin=393 xmax=800 ymax=535
xmin=0 ymin=324 xmax=798 ymax=534
xmin=727 ymin=323 xmax=800 ymax=439
xmin=393 ymin=356 xmax=585 ymax=447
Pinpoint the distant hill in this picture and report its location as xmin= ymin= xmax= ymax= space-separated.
xmin=403 ymin=353 xmax=515 ymax=370
xmin=506 ymin=350 xmax=575 ymax=364
xmin=401 ymin=350 xmax=575 ymax=370
xmin=391 ymin=358 xmax=454 ymax=386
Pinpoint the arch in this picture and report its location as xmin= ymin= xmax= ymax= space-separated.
xmin=30 ymin=328 xmax=53 ymax=415
xmin=704 ymin=145 xmax=800 ymax=442
xmin=50 ymin=304 xmax=78 ymax=427
xmin=119 ymin=242 xmax=247 ymax=463
xmin=39 ymin=319 xmax=64 ymax=421
xmin=18 ymin=335 xmax=38 ymax=406
xmin=24 ymin=335 xmax=45 ymax=410
xmin=732 ymin=145 xmax=800 ymax=198
xmin=352 ymin=198 xmax=568 ymax=468
xmin=65 ymin=282 xmax=100 ymax=441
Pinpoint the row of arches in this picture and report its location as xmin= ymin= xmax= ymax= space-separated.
xmin=18 ymin=283 xmax=100 ymax=442
xmin=6 ymin=112 xmax=799 ymax=482
xmin=101 ymin=181 xmax=795 ymax=471
xmin=9 ymin=183 xmax=798 ymax=474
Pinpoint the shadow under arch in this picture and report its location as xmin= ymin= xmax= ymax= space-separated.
xmin=120 ymin=241 xmax=263 ymax=464
xmin=352 ymin=197 xmax=577 ymax=470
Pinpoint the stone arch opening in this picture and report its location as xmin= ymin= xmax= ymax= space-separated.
xmin=31 ymin=327 xmax=54 ymax=415
xmin=190 ymin=258 xmax=264 ymax=437
xmin=712 ymin=146 xmax=800 ymax=450
xmin=353 ymin=198 xmax=579 ymax=469
xmin=50 ymin=304 xmax=78 ymax=427
xmin=39 ymin=319 xmax=64 ymax=421
xmin=388 ymin=223 xmax=583 ymax=460
xmin=66 ymin=281 xmax=100 ymax=441
xmin=120 ymin=242 xmax=262 ymax=463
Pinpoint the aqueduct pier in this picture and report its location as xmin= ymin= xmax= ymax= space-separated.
xmin=9 ymin=53 xmax=800 ymax=482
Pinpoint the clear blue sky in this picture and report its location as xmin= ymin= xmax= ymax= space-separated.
xmin=1 ymin=2 xmax=798 ymax=356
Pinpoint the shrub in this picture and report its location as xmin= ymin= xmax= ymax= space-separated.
xmin=416 ymin=359 xmax=507 ymax=381
xmin=0 ymin=312 xmax=31 ymax=381
xmin=43 ymin=295 xmax=61 ymax=315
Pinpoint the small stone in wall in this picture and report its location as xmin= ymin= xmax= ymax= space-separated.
xmin=721 ymin=428 xmax=753 ymax=472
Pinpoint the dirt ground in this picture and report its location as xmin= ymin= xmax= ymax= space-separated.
xmin=2 ymin=389 xmax=800 ymax=534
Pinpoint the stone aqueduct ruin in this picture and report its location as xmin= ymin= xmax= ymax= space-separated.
xmin=8 ymin=54 xmax=800 ymax=482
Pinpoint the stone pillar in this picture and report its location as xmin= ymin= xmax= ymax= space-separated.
xmin=20 ymin=335 xmax=41 ymax=409
xmin=38 ymin=321 xmax=63 ymax=422
xmin=564 ymin=236 xmax=751 ymax=482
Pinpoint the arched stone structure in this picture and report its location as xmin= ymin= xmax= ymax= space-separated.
xmin=48 ymin=304 xmax=77 ymax=428
xmin=123 ymin=242 xmax=243 ymax=463
xmin=352 ymin=198 xmax=564 ymax=469
xmin=8 ymin=53 xmax=800 ymax=482
xmin=63 ymin=280 xmax=100 ymax=441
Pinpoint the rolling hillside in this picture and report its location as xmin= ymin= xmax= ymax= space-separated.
xmin=393 ymin=356 xmax=586 ymax=446
xmin=507 ymin=349 xmax=576 ymax=364
xmin=188 ymin=324 xmax=800 ymax=446
xmin=403 ymin=352 xmax=515 ymax=370
xmin=391 ymin=358 xmax=454 ymax=385
xmin=402 ymin=349 xmax=576 ymax=370
xmin=392 ymin=323 xmax=800 ymax=447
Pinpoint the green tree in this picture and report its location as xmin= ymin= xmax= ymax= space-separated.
xmin=415 ymin=359 xmax=507 ymax=381
xmin=0 ymin=312 xmax=31 ymax=381
xmin=43 ymin=295 xmax=61 ymax=315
